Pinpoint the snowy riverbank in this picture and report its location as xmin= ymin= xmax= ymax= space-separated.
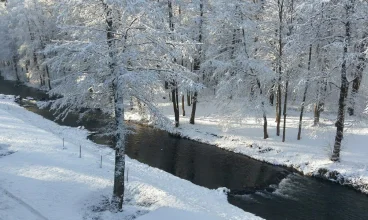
xmin=0 ymin=94 xmax=260 ymax=220
xmin=126 ymin=95 xmax=368 ymax=194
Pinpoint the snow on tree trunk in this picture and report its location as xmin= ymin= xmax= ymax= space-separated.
xmin=298 ymin=45 xmax=312 ymax=140
xmin=102 ymin=2 xmax=126 ymax=210
xmin=348 ymin=39 xmax=366 ymax=116
xmin=348 ymin=69 xmax=362 ymax=116
xmin=111 ymin=78 xmax=126 ymax=211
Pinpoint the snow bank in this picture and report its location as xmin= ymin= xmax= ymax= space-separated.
xmin=136 ymin=207 xmax=224 ymax=220
xmin=0 ymin=95 xmax=260 ymax=220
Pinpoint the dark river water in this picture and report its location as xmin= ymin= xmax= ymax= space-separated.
xmin=1 ymin=76 xmax=368 ymax=220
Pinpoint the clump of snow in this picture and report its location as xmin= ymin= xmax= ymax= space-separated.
xmin=0 ymin=94 xmax=260 ymax=220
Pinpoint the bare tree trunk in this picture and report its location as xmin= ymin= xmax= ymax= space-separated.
xmin=187 ymin=91 xmax=191 ymax=106
xmin=12 ymin=56 xmax=20 ymax=82
xmin=331 ymin=5 xmax=351 ymax=162
xmin=182 ymin=94 xmax=185 ymax=116
xmin=276 ymin=80 xmax=282 ymax=135
xmin=297 ymin=45 xmax=312 ymax=140
xmin=257 ymin=79 xmax=269 ymax=139
xmin=33 ymin=52 xmax=44 ymax=86
xmin=111 ymin=79 xmax=125 ymax=211
xmin=167 ymin=0 xmax=180 ymax=127
xmin=45 ymin=64 xmax=51 ymax=90
xmin=282 ymin=78 xmax=288 ymax=142
xmin=175 ymin=86 xmax=179 ymax=111
xmin=276 ymin=0 xmax=284 ymax=136
xmin=282 ymin=0 xmax=295 ymax=142
xmin=348 ymin=39 xmax=366 ymax=116
xmin=190 ymin=91 xmax=198 ymax=124
xmin=347 ymin=70 xmax=362 ymax=116
xmin=42 ymin=55 xmax=52 ymax=90
xmin=263 ymin=112 xmax=269 ymax=139
xmin=130 ymin=97 xmax=134 ymax=110
xmin=269 ymin=85 xmax=275 ymax=106
xmin=313 ymin=80 xmax=326 ymax=126
xmin=190 ymin=0 xmax=203 ymax=125
xmin=172 ymin=86 xmax=179 ymax=127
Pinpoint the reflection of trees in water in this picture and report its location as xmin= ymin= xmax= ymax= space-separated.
xmin=125 ymin=124 xmax=287 ymax=192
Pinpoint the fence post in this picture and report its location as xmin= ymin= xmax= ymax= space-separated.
xmin=63 ymin=138 xmax=65 ymax=149
xmin=100 ymin=155 xmax=102 ymax=168
xmin=79 ymin=145 xmax=81 ymax=158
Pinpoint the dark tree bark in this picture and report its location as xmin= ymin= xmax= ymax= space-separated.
xmin=276 ymin=78 xmax=282 ymax=134
xmin=44 ymin=59 xmax=52 ymax=90
xmin=175 ymin=86 xmax=179 ymax=111
xmin=182 ymin=94 xmax=185 ymax=116
xmin=331 ymin=4 xmax=352 ymax=162
xmin=348 ymin=38 xmax=366 ymax=116
xmin=269 ymin=85 xmax=274 ymax=106
xmin=263 ymin=113 xmax=269 ymax=139
xmin=12 ymin=56 xmax=20 ymax=82
xmin=276 ymin=0 xmax=284 ymax=136
xmin=347 ymin=69 xmax=363 ymax=116
xmin=282 ymin=79 xmax=288 ymax=142
xmin=297 ymin=45 xmax=312 ymax=140
xmin=172 ymin=84 xmax=179 ymax=127
xmin=187 ymin=91 xmax=191 ymax=106
xmin=190 ymin=0 xmax=203 ymax=125
xmin=167 ymin=0 xmax=180 ymax=127
xmin=190 ymin=91 xmax=198 ymax=124
xmin=281 ymin=0 xmax=293 ymax=142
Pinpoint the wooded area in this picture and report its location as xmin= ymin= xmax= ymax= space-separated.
xmin=0 ymin=0 xmax=367 ymax=210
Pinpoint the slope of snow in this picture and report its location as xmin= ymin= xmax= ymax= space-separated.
xmin=126 ymin=94 xmax=368 ymax=193
xmin=0 ymin=94 xmax=260 ymax=220
xmin=136 ymin=207 xmax=224 ymax=220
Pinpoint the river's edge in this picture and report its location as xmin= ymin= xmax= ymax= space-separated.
xmin=2 ymin=76 xmax=367 ymax=196
xmin=128 ymin=118 xmax=368 ymax=196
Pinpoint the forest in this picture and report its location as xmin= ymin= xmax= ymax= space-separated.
xmin=0 ymin=0 xmax=368 ymax=216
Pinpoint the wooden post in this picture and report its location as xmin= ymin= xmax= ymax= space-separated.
xmin=63 ymin=138 xmax=65 ymax=149
xmin=79 ymin=145 xmax=81 ymax=158
xmin=100 ymin=155 xmax=102 ymax=168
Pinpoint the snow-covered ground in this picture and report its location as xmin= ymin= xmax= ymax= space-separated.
xmin=0 ymin=94 xmax=260 ymax=220
xmin=126 ymin=94 xmax=368 ymax=193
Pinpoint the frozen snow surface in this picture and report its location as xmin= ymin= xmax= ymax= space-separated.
xmin=136 ymin=207 xmax=224 ymax=220
xmin=0 ymin=94 xmax=260 ymax=220
xmin=126 ymin=95 xmax=368 ymax=193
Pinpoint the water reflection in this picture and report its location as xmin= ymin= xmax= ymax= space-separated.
xmin=126 ymin=124 xmax=289 ymax=191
